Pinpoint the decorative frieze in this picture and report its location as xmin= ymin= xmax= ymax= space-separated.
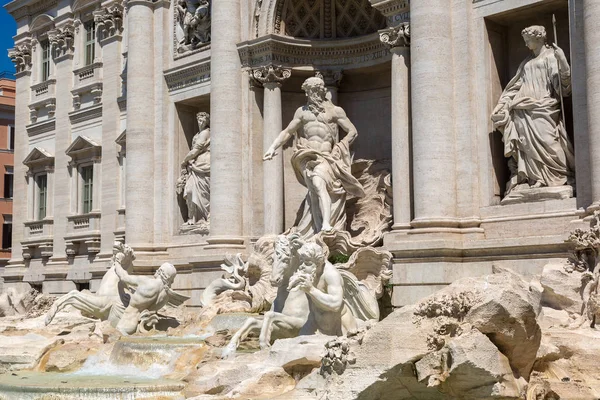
xmin=238 ymin=34 xmax=391 ymax=70
xmin=48 ymin=24 xmax=75 ymax=58
xmin=8 ymin=43 xmax=32 ymax=73
xmin=164 ymin=59 xmax=211 ymax=92
xmin=94 ymin=2 xmax=124 ymax=41
xmin=379 ymin=23 xmax=410 ymax=48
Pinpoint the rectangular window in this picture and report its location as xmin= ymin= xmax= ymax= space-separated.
xmin=36 ymin=174 xmax=47 ymax=220
xmin=3 ymin=174 xmax=13 ymax=199
xmin=41 ymin=40 xmax=51 ymax=82
xmin=2 ymin=222 xmax=11 ymax=250
xmin=8 ymin=126 xmax=14 ymax=151
xmin=81 ymin=165 xmax=93 ymax=214
xmin=84 ymin=21 xmax=96 ymax=66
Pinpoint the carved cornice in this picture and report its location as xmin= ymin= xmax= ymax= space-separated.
xmin=69 ymin=104 xmax=103 ymax=124
xmin=379 ymin=23 xmax=410 ymax=48
xmin=238 ymin=34 xmax=391 ymax=70
xmin=6 ymin=0 xmax=58 ymax=21
xmin=48 ymin=23 xmax=75 ymax=58
xmin=369 ymin=0 xmax=409 ymax=18
xmin=26 ymin=119 xmax=56 ymax=137
xmin=94 ymin=2 xmax=124 ymax=41
xmin=252 ymin=65 xmax=291 ymax=87
xmin=164 ymin=59 xmax=211 ymax=92
xmin=8 ymin=43 xmax=32 ymax=73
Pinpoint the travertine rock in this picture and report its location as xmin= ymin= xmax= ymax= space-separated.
xmin=540 ymin=261 xmax=585 ymax=315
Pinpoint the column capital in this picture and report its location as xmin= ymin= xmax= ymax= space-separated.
xmin=48 ymin=23 xmax=75 ymax=59
xmin=379 ymin=23 xmax=410 ymax=49
xmin=94 ymin=2 xmax=124 ymax=42
xmin=252 ymin=65 xmax=291 ymax=88
xmin=8 ymin=42 xmax=32 ymax=73
xmin=316 ymin=69 xmax=343 ymax=88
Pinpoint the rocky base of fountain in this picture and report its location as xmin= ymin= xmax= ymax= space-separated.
xmin=0 ymin=263 xmax=599 ymax=399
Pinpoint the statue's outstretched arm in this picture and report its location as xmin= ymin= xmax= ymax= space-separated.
xmin=264 ymin=110 xmax=302 ymax=160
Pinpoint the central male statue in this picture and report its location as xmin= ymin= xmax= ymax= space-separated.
xmin=264 ymin=76 xmax=365 ymax=237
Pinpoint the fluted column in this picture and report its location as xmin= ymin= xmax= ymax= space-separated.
xmin=253 ymin=66 xmax=291 ymax=235
xmin=410 ymin=0 xmax=457 ymax=229
xmin=125 ymin=0 xmax=155 ymax=249
xmin=380 ymin=24 xmax=411 ymax=230
xmin=207 ymin=0 xmax=244 ymax=247
xmin=583 ymin=0 xmax=600 ymax=210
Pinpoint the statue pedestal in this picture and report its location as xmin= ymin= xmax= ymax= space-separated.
xmin=501 ymin=185 xmax=574 ymax=205
xmin=178 ymin=221 xmax=209 ymax=236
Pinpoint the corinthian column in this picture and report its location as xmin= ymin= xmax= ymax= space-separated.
xmin=410 ymin=0 xmax=457 ymax=229
xmin=253 ymin=66 xmax=291 ymax=235
xmin=380 ymin=24 xmax=411 ymax=230
xmin=207 ymin=0 xmax=244 ymax=247
xmin=583 ymin=0 xmax=600 ymax=211
xmin=125 ymin=0 xmax=155 ymax=249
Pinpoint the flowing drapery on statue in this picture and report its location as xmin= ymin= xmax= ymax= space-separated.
xmin=492 ymin=25 xmax=575 ymax=198
xmin=264 ymin=76 xmax=365 ymax=238
xmin=177 ymin=112 xmax=210 ymax=229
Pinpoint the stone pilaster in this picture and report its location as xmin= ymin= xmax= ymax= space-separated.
xmin=252 ymin=65 xmax=291 ymax=235
xmin=125 ymin=0 xmax=155 ymax=249
xmin=7 ymin=43 xmax=32 ymax=270
xmin=98 ymin=25 xmax=123 ymax=258
xmin=409 ymin=0 xmax=457 ymax=230
xmin=380 ymin=24 xmax=411 ymax=231
xmin=207 ymin=0 xmax=244 ymax=248
xmin=49 ymin=32 xmax=74 ymax=264
xmin=583 ymin=0 xmax=600 ymax=211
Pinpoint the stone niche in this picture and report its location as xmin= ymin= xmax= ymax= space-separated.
xmin=174 ymin=98 xmax=210 ymax=234
xmin=279 ymin=66 xmax=392 ymax=229
xmin=485 ymin=3 xmax=572 ymax=204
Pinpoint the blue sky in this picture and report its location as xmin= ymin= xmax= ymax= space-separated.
xmin=0 ymin=0 xmax=16 ymax=75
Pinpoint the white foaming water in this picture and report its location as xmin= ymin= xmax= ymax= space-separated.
xmin=70 ymin=351 xmax=176 ymax=380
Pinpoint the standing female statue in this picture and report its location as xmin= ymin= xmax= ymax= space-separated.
xmin=177 ymin=112 xmax=210 ymax=227
xmin=492 ymin=25 xmax=575 ymax=197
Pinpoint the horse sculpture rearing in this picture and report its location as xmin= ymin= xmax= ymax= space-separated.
xmin=222 ymin=234 xmax=308 ymax=357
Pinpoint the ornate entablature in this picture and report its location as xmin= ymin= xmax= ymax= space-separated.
xmin=237 ymin=34 xmax=391 ymax=70
xmin=6 ymin=0 xmax=58 ymax=21
xmin=164 ymin=59 xmax=211 ymax=92
xmin=173 ymin=0 xmax=211 ymax=58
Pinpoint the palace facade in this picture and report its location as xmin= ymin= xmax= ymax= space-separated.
xmin=4 ymin=0 xmax=600 ymax=307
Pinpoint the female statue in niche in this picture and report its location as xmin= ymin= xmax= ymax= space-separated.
xmin=176 ymin=112 xmax=210 ymax=228
xmin=491 ymin=25 xmax=575 ymax=197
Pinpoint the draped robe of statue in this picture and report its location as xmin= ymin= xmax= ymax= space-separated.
xmin=291 ymin=103 xmax=365 ymax=238
xmin=183 ymin=135 xmax=210 ymax=223
xmin=493 ymin=46 xmax=575 ymax=192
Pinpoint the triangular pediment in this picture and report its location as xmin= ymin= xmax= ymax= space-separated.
xmin=23 ymin=147 xmax=54 ymax=168
xmin=115 ymin=130 xmax=126 ymax=146
xmin=65 ymin=135 xmax=101 ymax=160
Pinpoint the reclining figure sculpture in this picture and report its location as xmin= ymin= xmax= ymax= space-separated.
xmin=45 ymin=242 xmax=189 ymax=335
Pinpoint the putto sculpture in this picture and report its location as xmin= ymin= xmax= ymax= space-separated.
xmin=45 ymin=243 xmax=189 ymax=335
xmin=264 ymin=76 xmax=365 ymax=237
xmin=492 ymin=25 xmax=575 ymax=202
xmin=177 ymin=111 xmax=210 ymax=232
xmin=175 ymin=0 xmax=211 ymax=54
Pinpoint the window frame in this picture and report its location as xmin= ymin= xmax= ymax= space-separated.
xmin=35 ymin=173 xmax=48 ymax=220
xmin=40 ymin=39 xmax=51 ymax=82
xmin=84 ymin=20 xmax=96 ymax=66
xmin=79 ymin=163 xmax=94 ymax=214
